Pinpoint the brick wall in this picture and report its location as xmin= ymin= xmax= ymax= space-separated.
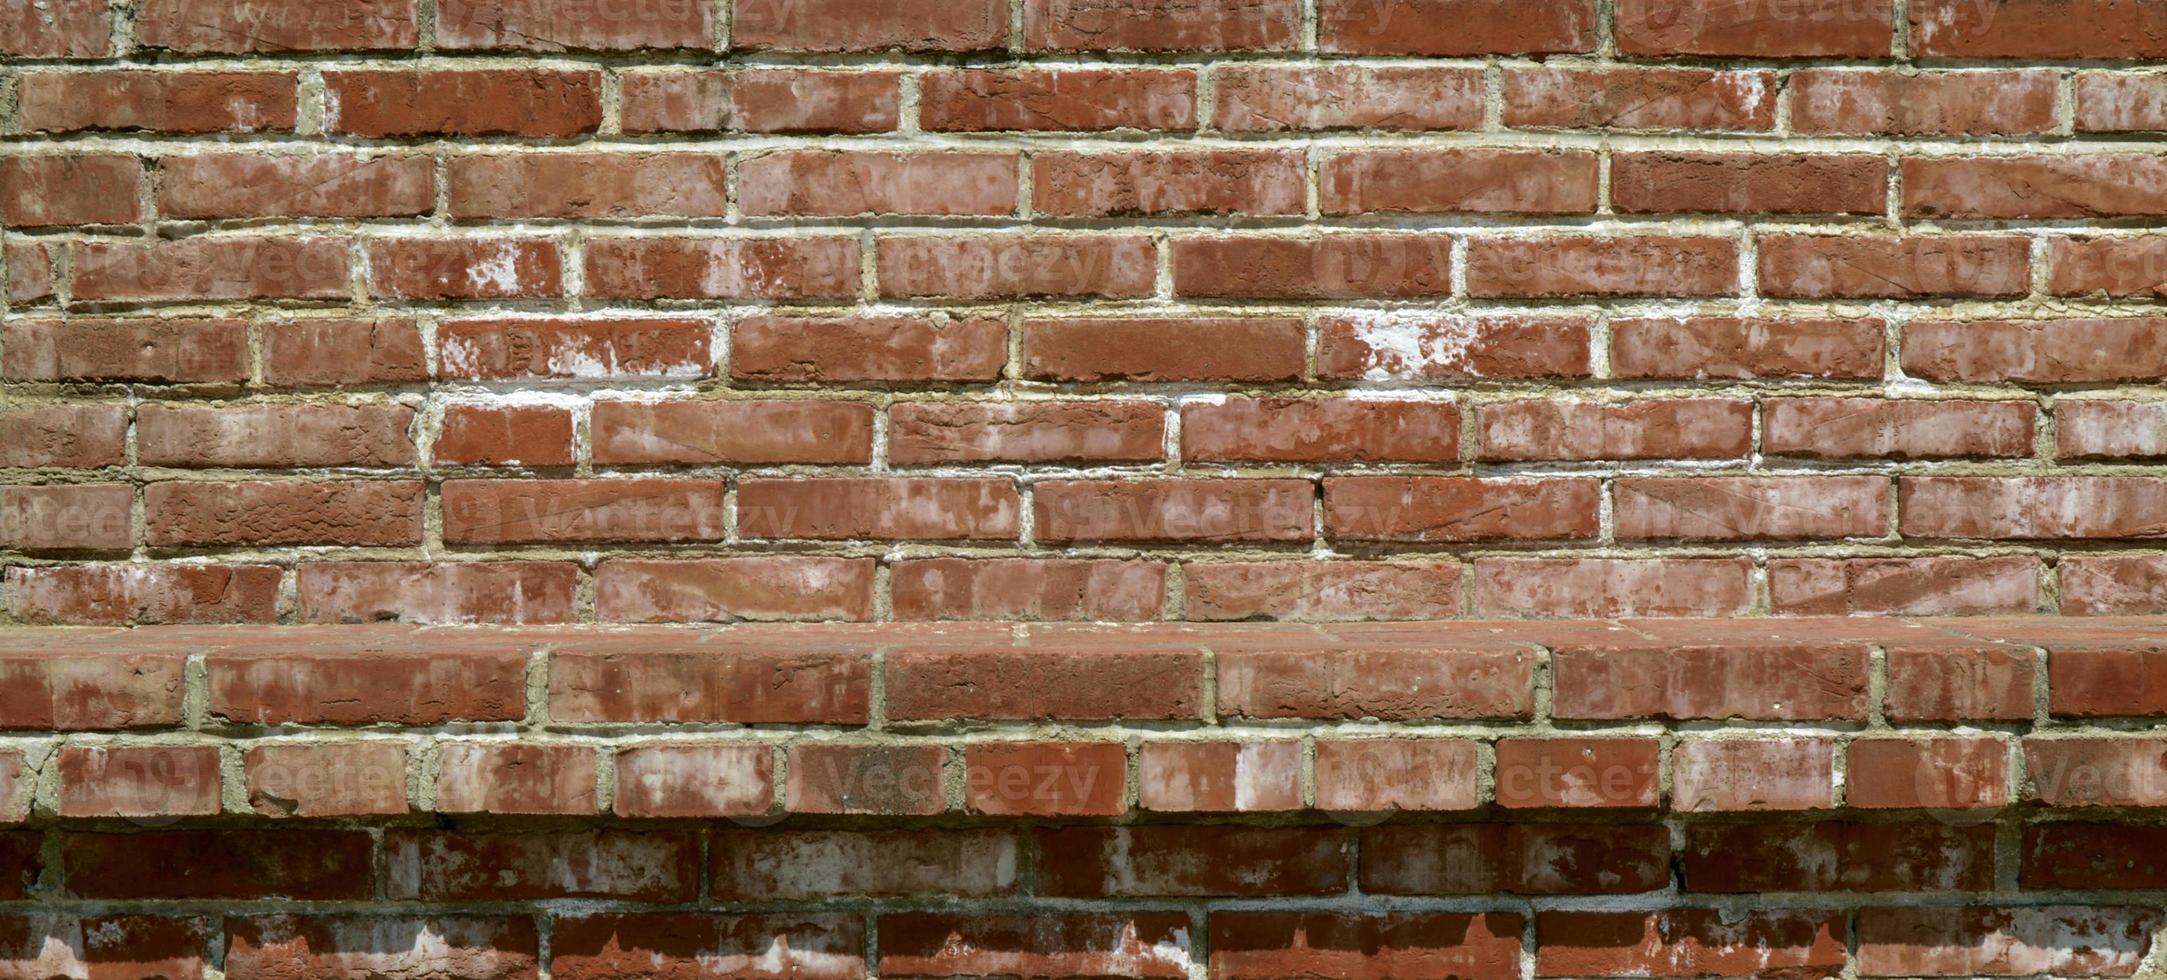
xmin=4 ymin=0 xmax=2166 ymax=626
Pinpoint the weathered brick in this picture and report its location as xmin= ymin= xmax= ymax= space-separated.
xmin=1175 ymin=235 xmax=1454 ymax=298
xmin=1035 ymin=479 xmax=1313 ymax=543
xmin=1036 ymin=150 xmax=1305 ymax=217
xmin=1139 ymin=741 xmax=1302 ymax=812
xmin=732 ymin=0 xmax=1006 ymax=51
xmin=620 ymin=68 xmax=900 ymax=134
xmin=583 ymin=237 xmax=860 ymax=300
xmin=1609 ymin=317 xmax=1885 ymax=380
xmin=442 ymin=479 xmax=725 ymax=544
xmin=136 ymin=0 xmax=417 ymax=51
xmin=1538 ymin=910 xmax=1847 ymax=978
xmin=922 ymin=69 xmax=1196 ymax=131
xmin=1903 ymin=318 xmax=2167 ymax=383
xmin=160 ymin=153 xmax=432 ymax=219
xmin=890 ymin=559 xmax=1165 ymax=621
xmin=1211 ymin=65 xmax=1483 ymax=132
xmin=449 ymin=152 xmax=728 ymax=218
xmin=591 ymin=400 xmax=872 ymax=465
xmin=1504 ymin=67 xmax=1775 ymax=131
xmin=553 ymin=914 xmax=863 ymax=980
xmin=17 ymin=71 xmax=298 ymax=134
xmin=1026 ymin=0 xmax=1299 ymax=51
xmin=612 ymin=744 xmax=771 ymax=818
xmin=1467 ymin=236 xmax=1737 ymax=298
xmin=740 ymin=151 xmax=1017 ymax=217
xmin=1617 ymin=0 xmax=1893 ymax=56
xmin=146 ymin=480 xmax=424 ymax=547
xmin=595 ymin=558 xmax=875 ymax=623
xmin=225 ymin=916 xmax=536 ymax=980
xmin=731 ymin=315 xmax=1005 ymax=382
xmin=1772 ymin=556 xmax=2041 ymax=616
xmin=437 ymin=0 xmax=713 ymax=50
xmin=385 ymin=830 xmax=697 ymax=902
xmin=433 ymin=405 xmax=575 ymax=467
xmin=890 ymin=401 xmax=1163 ymax=465
xmin=1792 ymin=69 xmax=2058 ymax=135
xmin=1760 ymin=235 xmax=2031 ymax=298
xmin=1185 ymin=561 xmax=1462 ymax=621
xmin=1900 ymin=477 xmax=2167 ymax=539
xmin=1475 ymin=558 xmax=1755 ymax=618
xmin=739 ymin=478 xmax=1019 ymax=540
xmin=877 ymin=234 xmax=1155 ymax=299
xmin=1322 ymin=149 xmax=1599 ymax=215
xmin=0 ymin=154 xmax=142 ymax=227
xmin=137 ymin=404 xmax=413 ymax=468
xmin=1317 ymin=315 xmax=1595 ymax=381
xmin=1478 ymin=399 xmax=1750 ymax=462
xmin=1616 ymin=476 xmax=1889 ymax=541
xmin=1316 ymin=739 xmax=1480 ymax=811
xmin=325 ymin=69 xmax=602 ymax=137
xmin=1671 ymin=739 xmax=1836 ymax=812
xmin=1038 ymin=826 xmax=1346 ymax=895
xmin=1023 ymin=317 xmax=1304 ymax=382
xmin=1320 ymin=0 xmax=1594 ymax=53
xmin=6 ymin=564 xmax=282 ymax=626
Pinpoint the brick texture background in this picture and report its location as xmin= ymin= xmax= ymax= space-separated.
xmin=8 ymin=0 xmax=2167 ymax=976
xmin=5 ymin=0 xmax=2167 ymax=627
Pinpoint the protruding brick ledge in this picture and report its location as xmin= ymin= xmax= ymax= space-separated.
xmin=0 ymin=620 xmax=2163 ymax=977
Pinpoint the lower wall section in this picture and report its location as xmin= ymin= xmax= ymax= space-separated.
xmin=5 ymin=821 xmax=2167 ymax=978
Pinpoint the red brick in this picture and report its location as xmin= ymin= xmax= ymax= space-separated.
xmin=160 ymin=152 xmax=431 ymax=220
xmin=1467 ymin=235 xmax=1737 ymax=298
xmin=731 ymin=314 xmax=1004 ymax=382
xmin=1857 ymin=907 xmax=2161 ymax=977
xmin=1616 ymin=476 xmax=1887 ymax=541
xmin=2062 ymin=555 xmax=2167 ymax=615
xmin=448 ymin=152 xmax=727 ymax=219
xmin=7 ymin=242 xmax=53 ymax=305
xmin=384 ymin=830 xmax=696 ymax=902
xmin=741 ymin=150 xmax=1015 ymax=217
xmin=1537 ymin=910 xmax=1847 ymax=978
xmin=1672 ymin=738 xmax=1836 ymax=812
xmin=877 ymin=234 xmax=1154 ymax=299
xmin=135 ymin=0 xmax=417 ymax=51
xmin=1761 ymin=235 xmax=2029 ymax=298
xmin=437 ymin=0 xmax=712 ymax=49
xmin=612 ymin=744 xmax=771 ymax=818
xmin=1886 ymin=646 xmax=2037 ymax=722
xmin=595 ymin=558 xmax=874 ymax=623
xmin=1323 ymin=148 xmax=1599 ymax=215
xmin=262 ymin=320 xmax=425 ymax=388
xmin=620 ymin=68 xmax=900 ymax=134
xmin=553 ymin=914 xmax=863 ymax=980
xmin=889 ymin=645 xmax=1200 ymax=722
xmin=2051 ymin=238 xmax=2167 ymax=299
xmin=1913 ymin=0 xmax=2167 ymax=57
xmin=1614 ymin=152 xmax=1886 ymax=215
xmin=1848 ymin=738 xmax=2009 ymax=809
xmin=0 ymin=835 xmax=42 ymax=898
xmin=2025 ymin=824 xmax=2167 ymax=888
xmin=1475 ymin=557 xmax=1755 ymax=618
xmin=244 ymin=742 xmax=409 ymax=817
xmin=922 ymin=68 xmax=1196 ymax=131
xmin=547 ymin=642 xmax=868 ymax=724
xmin=138 ymin=403 xmax=413 ymax=468
xmin=1213 ymin=912 xmax=1521 ymax=980
xmin=225 ymin=916 xmax=536 ymax=980
xmin=1317 ymin=314 xmax=1595 ymax=381
xmin=1175 ymin=234 xmax=1454 ymax=298
xmin=1617 ymin=0 xmax=1893 ymax=56
xmin=592 ymin=400 xmax=872 ymax=465
xmin=0 ymin=154 xmax=142 ymax=227
xmin=63 ymin=830 xmax=373 ymax=900
xmin=1317 ymin=739 xmax=1480 ymax=811
xmin=2052 ymin=648 xmax=2167 ymax=718
xmin=71 ymin=237 xmax=350 ymax=303
xmin=964 ymin=742 xmax=1127 ymax=816
xmin=146 ymin=480 xmax=422 ymax=547
xmin=367 ymin=238 xmax=562 ymax=301
xmin=739 ymin=477 xmax=1018 ymax=541
xmin=0 ymin=916 xmax=205 ymax=979
xmin=1186 ymin=561 xmax=1462 ymax=622
xmin=5 ymin=564 xmax=281 ymax=626
xmin=1495 ymin=738 xmax=1660 ymax=809
xmin=787 ymin=744 xmax=948 ymax=815
xmin=1 ymin=0 xmax=112 ymax=56
xmin=2026 ymin=738 xmax=2167 ymax=807
xmin=890 ymin=401 xmax=1163 ymax=466
xmin=1902 ymin=476 xmax=2167 ymax=539
xmin=1772 ymin=556 xmax=2039 ymax=616
xmin=2058 ymin=401 xmax=2167 ymax=460
xmin=209 ymin=647 xmax=528 ymax=725
xmin=16 ymin=70 xmax=298 ymax=134
xmin=1320 ymin=0 xmax=1593 ymax=53
xmin=433 ymin=742 xmax=596 ymax=816
xmin=1683 ymin=822 xmax=1994 ymax=892
xmin=1360 ymin=828 xmax=1664 ymax=897
xmin=1139 ymin=740 xmax=1301 ymax=812
xmin=731 ymin=0 xmax=1006 ymax=51
xmin=2077 ymin=72 xmax=2167 ymax=131
xmin=1022 ymin=317 xmax=1303 ymax=382
xmin=1036 ymin=149 xmax=1304 ymax=217
xmin=433 ymin=405 xmax=575 ymax=468
xmin=1766 ymin=397 xmax=2034 ymax=460
xmin=881 ymin=912 xmax=1191 ymax=978
xmin=1325 ymin=476 xmax=1599 ymax=542
xmin=889 ymin=558 xmax=1166 ymax=621
xmin=1610 ymin=316 xmax=1885 ymax=380
xmin=0 ymin=484 xmax=130 ymax=553
xmin=1903 ymin=318 xmax=2167 ymax=383
xmin=1479 ymin=399 xmax=1749 ymax=462
xmin=0 ymin=649 xmax=186 ymax=730
xmin=438 ymin=317 xmax=708 ymax=381
xmin=1217 ymin=644 xmax=1533 ymax=720
xmin=715 ymin=829 xmax=1014 ymax=898
xmin=581 ymin=236 xmax=861 ymax=301
xmin=1211 ymin=65 xmax=1483 ymax=132
xmin=1039 ymin=826 xmax=1344 ymax=896
xmin=0 ymin=404 xmax=126 ymax=468
xmin=299 ymin=561 xmax=574 ymax=626
xmin=325 ymin=69 xmax=601 ymax=137
xmin=1792 ymin=69 xmax=2058 ymax=135
xmin=442 ymin=479 xmax=724 ymax=544
xmin=1035 ymin=478 xmax=1313 ymax=543
xmin=1552 ymin=645 xmax=1871 ymax=721
xmin=1027 ymin=0 xmax=1297 ymax=50
xmin=57 ymin=745 xmax=222 ymax=818
xmin=1905 ymin=155 xmax=2167 ymax=219
xmin=1503 ymin=67 xmax=1775 ymax=130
